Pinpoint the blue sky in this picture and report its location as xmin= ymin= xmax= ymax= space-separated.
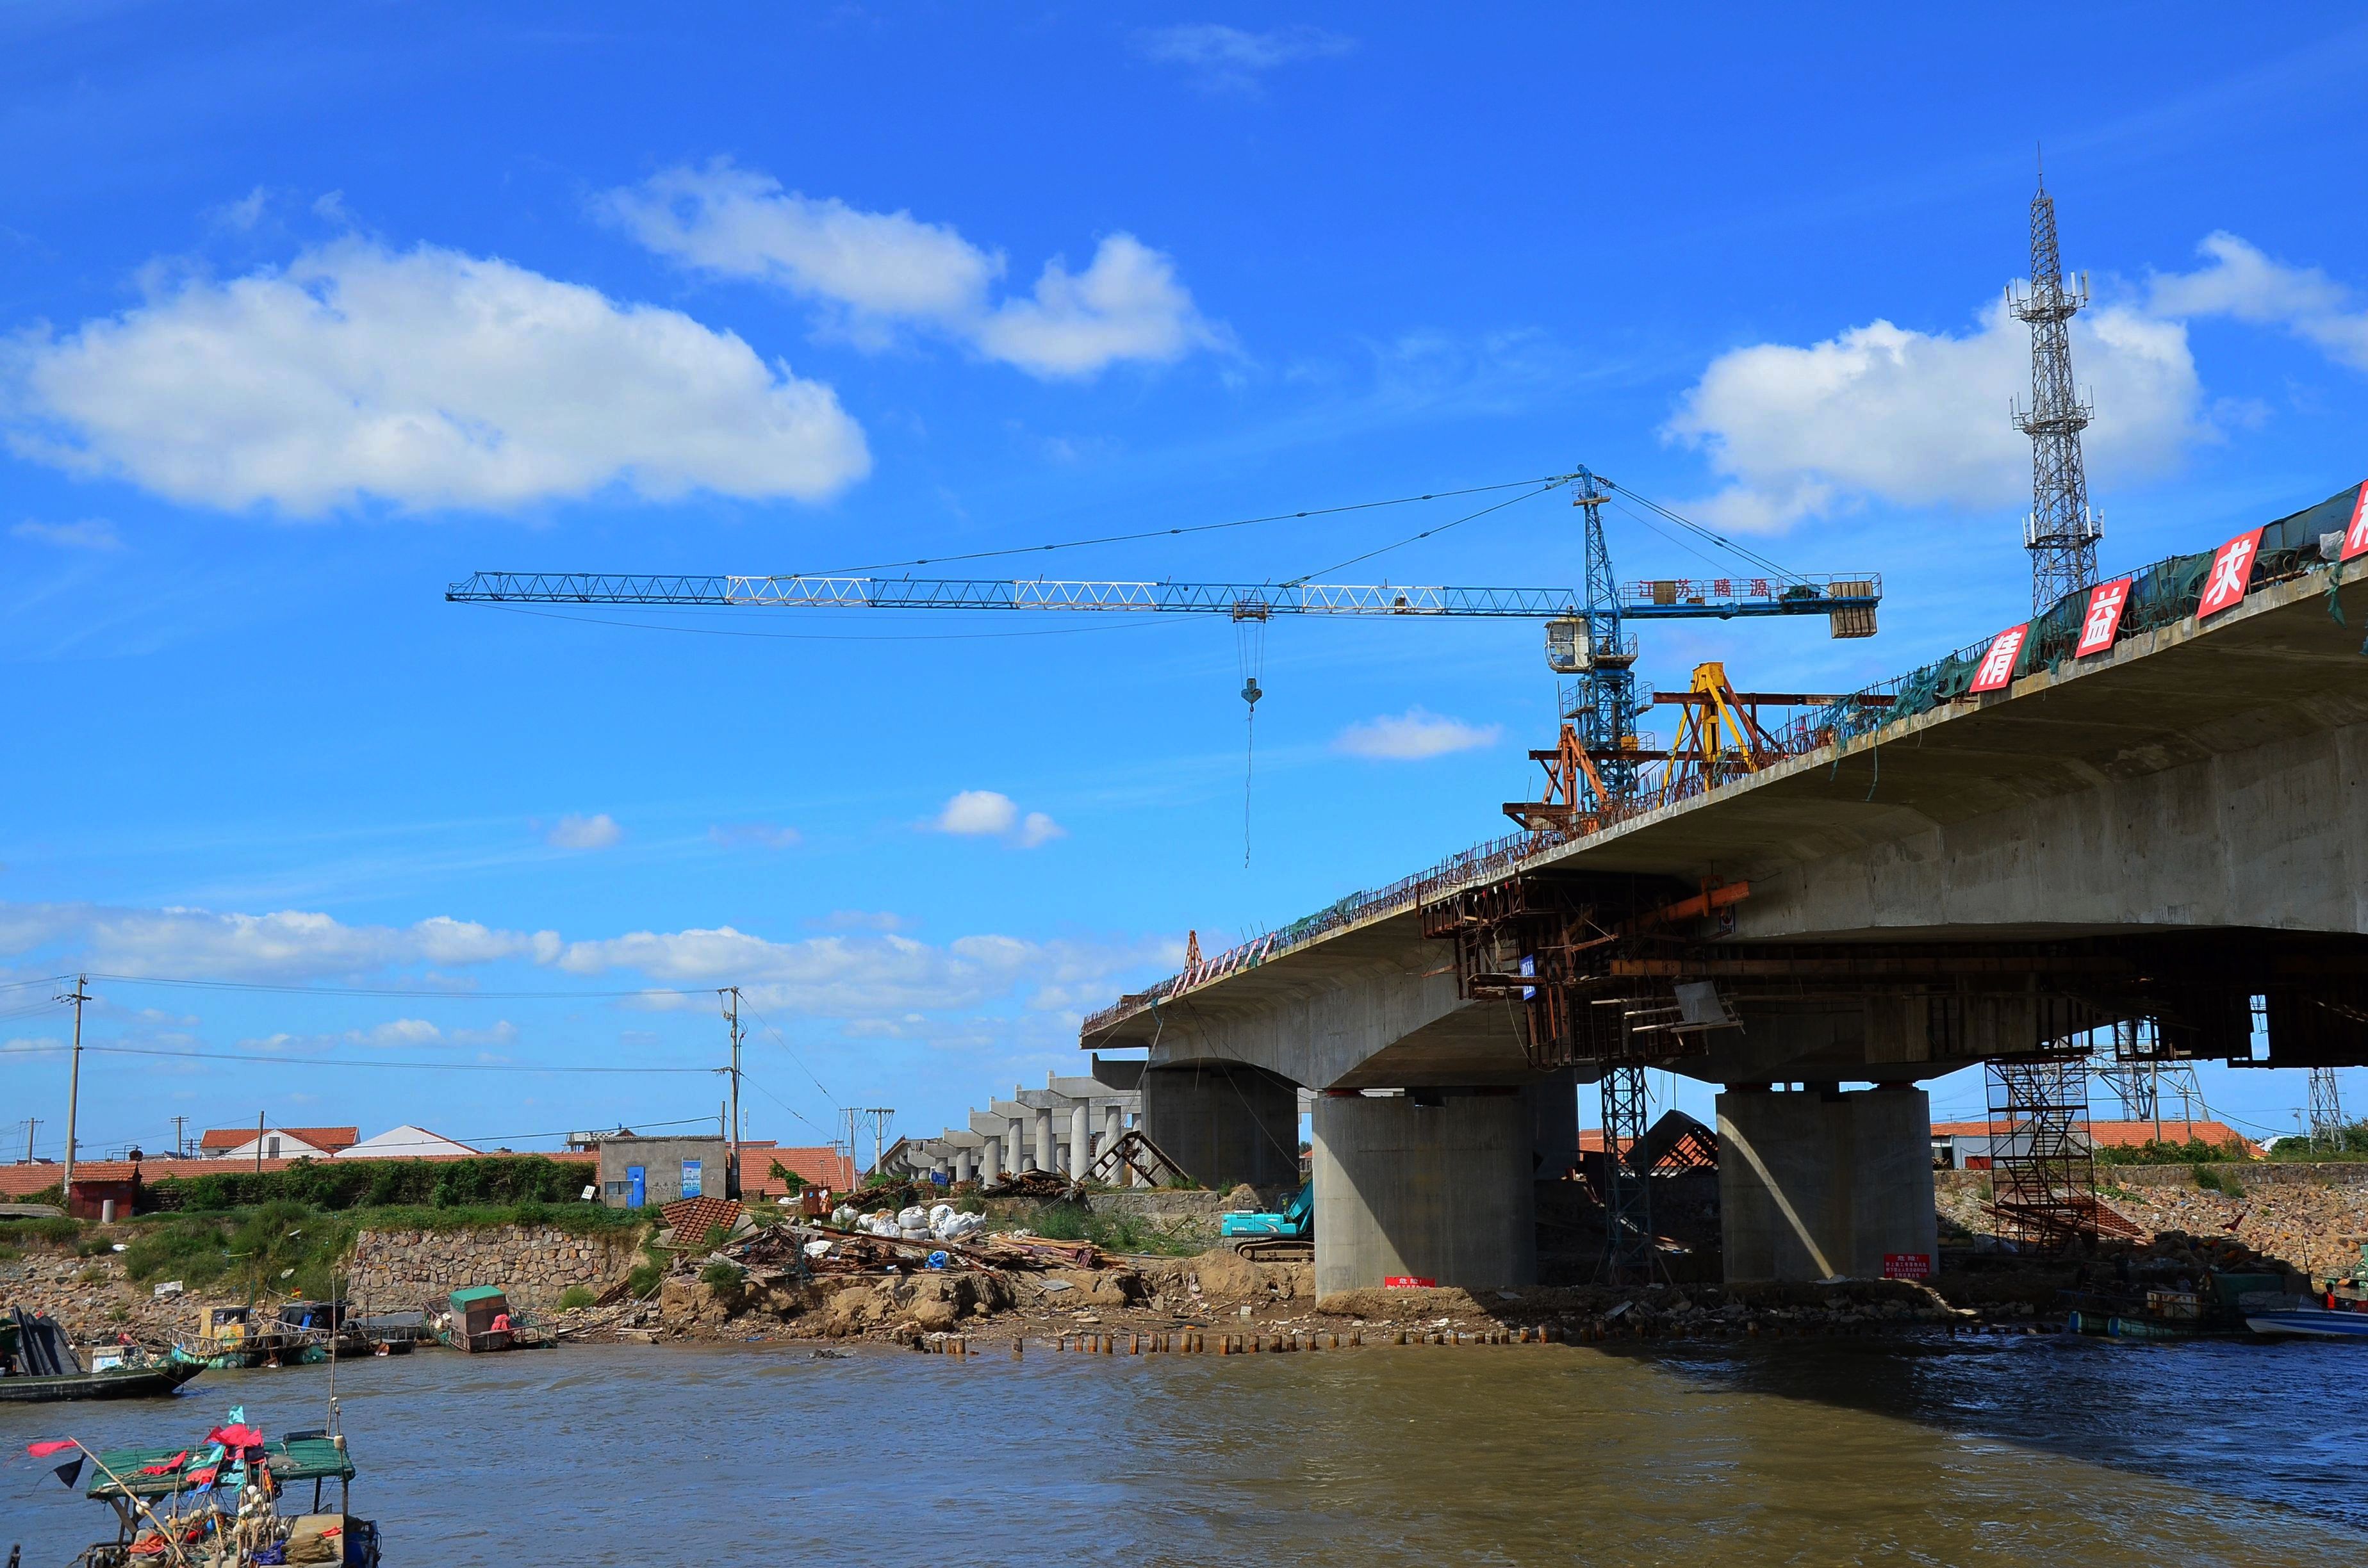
xmin=6 ymin=4 xmax=2367 ymax=1159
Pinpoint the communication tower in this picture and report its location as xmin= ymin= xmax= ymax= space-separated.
xmin=2011 ymin=169 xmax=2102 ymax=611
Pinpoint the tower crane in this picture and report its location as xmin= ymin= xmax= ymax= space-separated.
xmin=447 ymin=468 xmax=1879 ymax=822
xmin=449 ymin=462 xmax=1884 ymax=1284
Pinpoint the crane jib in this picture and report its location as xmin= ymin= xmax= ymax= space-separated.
xmin=445 ymin=573 xmax=1881 ymax=618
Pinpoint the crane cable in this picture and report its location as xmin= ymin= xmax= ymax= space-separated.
xmin=1234 ymin=610 xmax=1267 ymax=869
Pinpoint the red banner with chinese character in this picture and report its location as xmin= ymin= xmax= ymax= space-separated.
xmin=1882 ymin=1253 xmax=1932 ymax=1280
xmin=2075 ymin=577 xmax=2132 ymax=658
xmin=1968 ymin=625 xmax=2028 ymax=693
xmin=2198 ymin=527 xmax=2265 ymax=618
xmin=2344 ymin=483 xmax=2368 ymax=563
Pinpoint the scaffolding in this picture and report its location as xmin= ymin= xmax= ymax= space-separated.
xmin=1599 ymin=1064 xmax=1656 ymax=1282
xmin=1986 ymin=1055 xmax=2098 ymax=1252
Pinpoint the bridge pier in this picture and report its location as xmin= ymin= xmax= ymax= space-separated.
xmin=1140 ymin=1062 xmax=1301 ymax=1191
xmin=1311 ymin=1089 xmax=1537 ymax=1296
xmin=1716 ymin=1084 xmax=1937 ymax=1282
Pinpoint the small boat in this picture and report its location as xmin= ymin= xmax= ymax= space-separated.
xmin=429 ymin=1286 xmax=550 ymax=1352
xmin=1 ymin=1307 xmax=204 ymax=1403
xmin=44 ymin=1406 xmax=382 ymax=1566
xmin=170 ymin=1303 xmax=324 ymax=1371
xmin=2246 ymin=1305 xmax=2368 ymax=1339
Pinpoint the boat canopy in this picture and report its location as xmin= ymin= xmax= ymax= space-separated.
xmin=85 ymin=1435 xmax=357 ymax=1501
xmin=448 ymin=1286 xmax=509 ymax=1311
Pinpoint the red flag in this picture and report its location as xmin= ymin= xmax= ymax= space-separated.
xmin=186 ymin=1466 xmax=219 ymax=1487
xmin=139 ymin=1450 xmax=191 ymax=1476
xmin=204 ymin=1424 xmax=263 ymax=1450
xmin=2198 ymin=528 xmax=2264 ymax=618
xmin=26 ymin=1439 xmax=78 ymax=1458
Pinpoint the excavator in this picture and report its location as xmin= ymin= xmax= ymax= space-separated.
xmin=1219 ymin=1182 xmax=1313 ymax=1262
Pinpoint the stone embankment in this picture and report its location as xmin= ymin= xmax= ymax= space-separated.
xmin=1937 ymin=1163 xmax=2368 ymax=1282
xmin=347 ymin=1224 xmax=643 ymax=1311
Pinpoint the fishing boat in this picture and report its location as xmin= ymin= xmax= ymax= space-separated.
xmin=33 ymin=1406 xmax=382 ymax=1566
xmin=170 ymin=1303 xmax=322 ymax=1371
xmin=0 ymin=1309 xmax=203 ymax=1403
xmin=2244 ymin=1303 xmax=2368 ymax=1339
xmin=429 ymin=1286 xmax=549 ymax=1352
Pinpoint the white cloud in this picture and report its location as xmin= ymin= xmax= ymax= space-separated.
xmin=599 ymin=163 xmax=994 ymax=325
xmin=1136 ymin=24 xmax=1354 ymax=90
xmin=0 ymin=902 xmax=552 ymax=983
xmin=545 ymin=813 xmax=623 ymax=851
xmin=12 ymin=518 xmax=121 ymax=551
xmin=930 ymin=790 xmax=1064 ymax=847
xmin=2148 ymin=232 xmax=2368 ymax=373
xmin=6 ymin=237 xmax=869 ymax=514
xmin=934 ymin=790 xmax=1017 ymax=836
xmin=601 ymin=161 xmax=1222 ymax=379
xmin=1334 ymin=708 xmax=1502 ymax=760
xmin=554 ymin=926 xmax=1169 ymax=1017
xmin=240 ymin=1017 xmax=518 ymax=1054
xmin=708 ymin=821 xmax=800 ymax=850
xmin=974 ymin=236 xmax=1215 ymax=379
xmin=1666 ymin=297 xmax=2203 ymax=532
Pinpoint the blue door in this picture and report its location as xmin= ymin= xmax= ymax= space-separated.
xmin=627 ymin=1165 xmax=646 ymax=1209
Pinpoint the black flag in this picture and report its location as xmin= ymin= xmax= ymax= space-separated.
xmin=51 ymin=1455 xmax=85 ymax=1489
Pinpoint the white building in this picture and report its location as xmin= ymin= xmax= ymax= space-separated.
xmin=334 ymin=1125 xmax=479 ymax=1160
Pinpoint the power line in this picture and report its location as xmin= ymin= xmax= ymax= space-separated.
xmin=738 ymin=1000 xmax=839 ymax=1109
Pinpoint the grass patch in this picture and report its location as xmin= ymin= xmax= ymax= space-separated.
xmin=2193 ymin=1164 xmax=2234 ymax=1194
xmin=698 ymin=1261 xmax=743 ymax=1294
xmin=557 ymin=1286 xmax=595 ymax=1311
xmin=0 ymin=1216 xmax=83 ymax=1247
xmin=1026 ymin=1200 xmax=1199 ymax=1257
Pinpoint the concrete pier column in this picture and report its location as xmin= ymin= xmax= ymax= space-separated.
xmin=1032 ymin=1107 xmax=1054 ymax=1172
xmin=979 ymin=1138 xmax=1001 ymax=1184
xmin=1003 ymin=1121 xmax=1022 ymax=1175
xmin=1103 ymin=1103 xmax=1123 ymax=1155
xmin=1311 ymin=1090 xmax=1536 ymax=1296
xmin=1069 ymin=1104 xmax=1092 ymax=1180
xmin=1140 ymin=1062 xmax=1300 ymax=1192
xmin=1716 ymin=1084 xmax=1938 ymax=1282
xmin=955 ymin=1147 xmax=976 ymax=1184
xmin=1527 ymin=1067 xmax=1581 ymax=1179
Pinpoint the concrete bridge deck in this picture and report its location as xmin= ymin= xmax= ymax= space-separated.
xmin=1080 ymin=545 xmax=2368 ymax=1291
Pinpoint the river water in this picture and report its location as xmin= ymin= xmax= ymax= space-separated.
xmin=6 ymin=1332 xmax=2363 ymax=1565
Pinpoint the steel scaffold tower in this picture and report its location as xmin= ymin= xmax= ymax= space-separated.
xmin=2011 ymin=173 xmax=2102 ymax=612
xmin=1986 ymin=1055 xmax=2096 ymax=1252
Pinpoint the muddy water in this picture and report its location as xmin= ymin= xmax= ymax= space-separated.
xmin=6 ymin=1333 xmax=2362 ymax=1565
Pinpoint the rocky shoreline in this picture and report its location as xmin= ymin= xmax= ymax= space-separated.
xmin=8 ymin=1163 xmax=2362 ymax=1359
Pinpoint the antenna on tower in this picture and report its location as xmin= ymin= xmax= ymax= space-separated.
xmin=2010 ymin=161 xmax=2101 ymax=612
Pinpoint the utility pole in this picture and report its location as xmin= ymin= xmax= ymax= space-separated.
xmin=718 ymin=986 xmax=743 ymax=1198
xmin=57 ymin=975 xmax=88 ymax=1196
xmin=256 ymin=1111 xmax=265 ymax=1177
xmin=172 ymin=1115 xmax=187 ymax=1160
xmin=2012 ymin=158 xmax=2102 ymax=611
xmin=866 ymin=1109 xmax=894 ymax=1179
xmin=22 ymin=1116 xmax=38 ymax=1164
